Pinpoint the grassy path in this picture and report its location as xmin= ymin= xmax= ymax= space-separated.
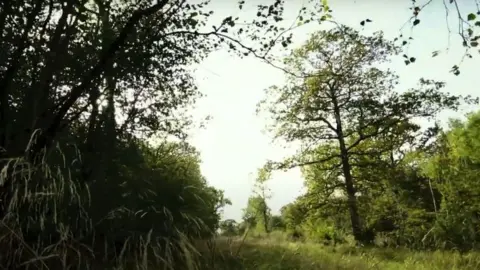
xmin=198 ymin=238 xmax=480 ymax=270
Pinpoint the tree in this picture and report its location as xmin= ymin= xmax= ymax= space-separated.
xmin=242 ymin=195 xmax=271 ymax=233
xmin=2 ymin=0 xmax=323 ymax=267
xmin=219 ymin=219 xmax=238 ymax=236
xmin=281 ymin=201 xmax=308 ymax=232
xmin=269 ymin=215 xmax=285 ymax=231
xmin=241 ymin=167 xmax=274 ymax=234
xmin=420 ymin=111 xmax=480 ymax=249
xmin=0 ymin=0 xmax=320 ymax=208
xmin=258 ymin=25 xmax=470 ymax=243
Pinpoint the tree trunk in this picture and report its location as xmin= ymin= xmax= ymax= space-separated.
xmin=331 ymin=95 xmax=365 ymax=243
xmin=98 ymin=0 xmax=117 ymax=182
xmin=263 ymin=205 xmax=270 ymax=234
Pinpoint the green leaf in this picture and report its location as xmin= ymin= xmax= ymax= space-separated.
xmin=322 ymin=0 xmax=329 ymax=8
xmin=475 ymin=21 xmax=480 ymax=27
xmin=467 ymin=13 xmax=477 ymax=21
xmin=471 ymin=41 xmax=479 ymax=47
xmin=413 ymin=19 xmax=420 ymax=26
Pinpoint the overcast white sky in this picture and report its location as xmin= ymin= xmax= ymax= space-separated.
xmin=187 ymin=0 xmax=478 ymax=221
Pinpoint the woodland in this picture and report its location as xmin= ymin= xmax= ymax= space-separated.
xmin=1 ymin=0 xmax=480 ymax=269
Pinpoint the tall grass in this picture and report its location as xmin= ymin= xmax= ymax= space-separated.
xmin=0 ymin=132 xmax=209 ymax=269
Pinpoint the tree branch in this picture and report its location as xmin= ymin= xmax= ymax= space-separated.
xmin=346 ymin=116 xmax=401 ymax=152
xmin=273 ymin=153 xmax=341 ymax=170
xmin=32 ymin=0 xmax=171 ymax=154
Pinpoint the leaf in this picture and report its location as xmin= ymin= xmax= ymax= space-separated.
xmin=467 ymin=13 xmax=477 ymax=21
xmin=432 ymin=51 xmax=439 ymax=57
xmin=413 ymin=19 xmax=420 ymax=26
xmin=402 ymin=40 xmax=408 ymax=45
xmin=405 ymin=60 xmax=410 ymax=65
xmin=475 ymin=21 xmax=480 ymax=27
xmin=471 ymin=41 xmax=479 ymax=47
xmin=403 ymin=54 xmax=408 ymax=58
xmin=361 ymin=19 xmax=372 ymax=26
xmin=409 ymin=57 xmax=416 ymax=63
xmin=451 ymin=65 xmax=460 ymax=76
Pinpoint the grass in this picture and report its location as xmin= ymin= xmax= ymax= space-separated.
xmin=197 ymin=234 xmax=480 ymax=270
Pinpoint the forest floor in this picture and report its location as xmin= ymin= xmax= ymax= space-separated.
xmin=197 ymin=235 xmax=480 ymax=270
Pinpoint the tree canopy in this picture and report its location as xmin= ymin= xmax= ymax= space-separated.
xmin=257 ymin=25 xmax=476 ymax=243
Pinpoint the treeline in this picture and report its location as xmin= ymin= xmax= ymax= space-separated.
xmin=221 ymin=26 xmax=480 ymax=251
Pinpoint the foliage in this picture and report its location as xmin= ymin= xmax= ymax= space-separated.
xmin=219 ymin=219 xmax=238 ymax=236
xmin=0 ymin=0 xmax=315 ymax=268
xmin=269 ymin=215 xmax=286 ymax=231
xmin=242 ymin=195 xmax=271 ymax=233
xmin=420 ymin=112 xmax=480 ymax=250
xmin=0 ymin=135 xmax=228 ymax=269
xmin=258 ymin=25 xmax=472 ymax=244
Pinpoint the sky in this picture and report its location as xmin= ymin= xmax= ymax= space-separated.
xmin=186 ymin=0 xmax=478 ymax=221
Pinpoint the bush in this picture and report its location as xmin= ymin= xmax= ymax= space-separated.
xmin=0 ymin=137 xmax=227 ymax=269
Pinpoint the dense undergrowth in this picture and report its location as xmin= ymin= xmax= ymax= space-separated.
xmin=0 ymin=136 xmax=229 ymax=269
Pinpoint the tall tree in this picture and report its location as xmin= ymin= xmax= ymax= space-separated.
xmin=258 ymin=25 xmax=470 ymax=243
xmin=243 ymin=168 xmax=273 ymax=234
xmin=242 ymin=195 xmax=270 ymax=233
